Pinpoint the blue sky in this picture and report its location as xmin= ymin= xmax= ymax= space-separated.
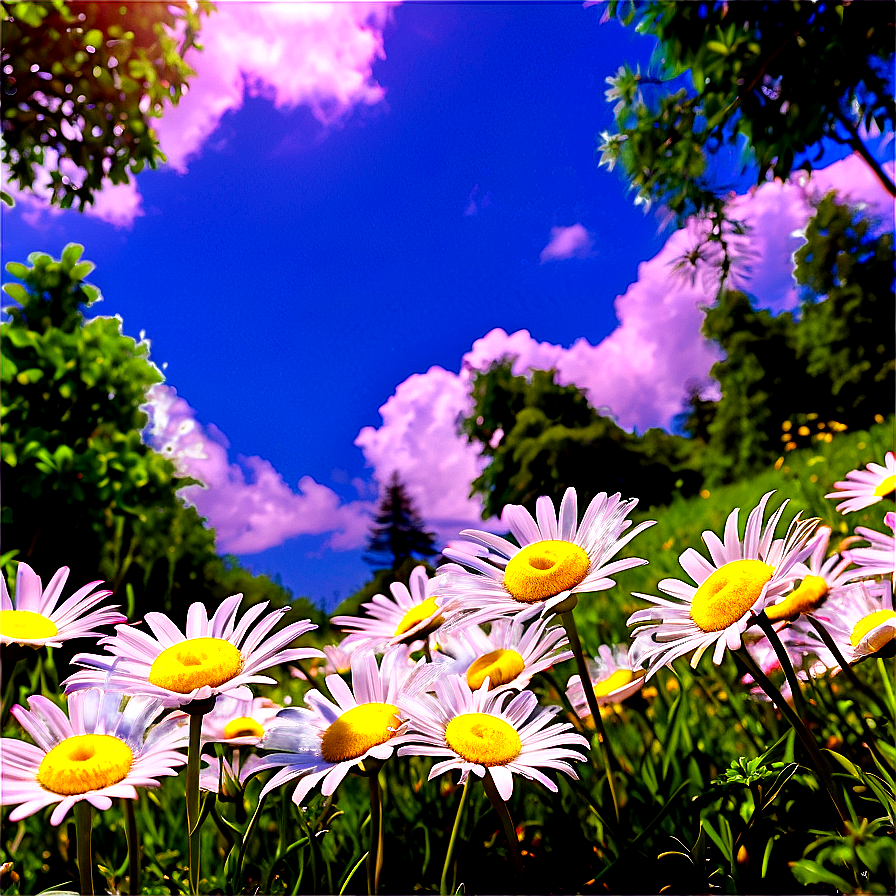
xmin=4 ymin=3 xmax=892 ymax=609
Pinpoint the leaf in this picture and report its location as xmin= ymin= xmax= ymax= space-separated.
xmin=2 ymin=282 xmax=28 ymax=302
xmin=789 ymin=858 xmax=852 ymax=890
xmin=61 ymin=243 xmax=84 ymax=269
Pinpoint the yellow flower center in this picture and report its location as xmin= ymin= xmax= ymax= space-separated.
xmin=38 ymin=734 xmax=133 ymax=796
xmin=503 ymin=540 xmax=590 ymax=604
xmin=466 ymin=649 xmax=526 ymax=690
xmin=223 ymin=716 xmax=265 ymax=739
xmin=850 ymin=610 xmax=896 ymax=648
xmin=593 ymin=668 xmax=639 ymax=698
xmin=393 ymin=596 xmax=443 ymax=639
xmin=873 ymin=475 xmax=895 ymax=498
xmin=690 ymin=560 xmax=774 ymax=633
xmin=0 ymin=609 xmax=58 ymax=641
xmin=445 ymin=712 xmax=522 ymax=766
xmin=765 ymin=575 xmax=830 ymax=623
xmin=320 ymin=703 xmax=401 ymax=763
xmin=148 ymin=637 xmax=243 ymax=694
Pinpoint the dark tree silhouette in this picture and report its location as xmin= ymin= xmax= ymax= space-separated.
xmin=364 ymin=471 xmax=437 ymax=570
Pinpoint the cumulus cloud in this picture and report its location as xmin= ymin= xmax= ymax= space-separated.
xmin=355 ymin=151 xmax=896 ymax=528
xmin=144 ymin=385 xmax=373 ymax=554
xmin=539 ymin=223 xmax=595 ymax=262
xmin=9 ymin=2 xmax=395 ymax=226
xmin=154 ymin=2 xmax=395 ymax=172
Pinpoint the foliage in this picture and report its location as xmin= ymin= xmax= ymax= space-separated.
xmin=601 ymin=1 xmax=895 ymax=226
xmin=1 ymin=244 xmax=294 ymax=623
xmin=1 ymin=0 xmax=210 ymax=210
xmin=364 ymin=471 xmax=437 ymax=571
xmin=460 ymin=359 xmax=702 ymax=518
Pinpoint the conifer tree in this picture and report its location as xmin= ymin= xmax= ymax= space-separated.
xmin=364 ymin=472 xmax=437 ymax=570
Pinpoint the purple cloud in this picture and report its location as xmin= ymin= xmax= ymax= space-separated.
xmin=144 ymin=385 xmax=373 ymax=554
xmin=539 ymin=223 xmax=595 ymax=262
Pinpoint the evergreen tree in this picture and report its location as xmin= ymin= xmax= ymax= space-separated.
xmin=364 ymin=472 xmax=437 ymax=570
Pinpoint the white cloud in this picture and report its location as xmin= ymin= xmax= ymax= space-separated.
xmin=539 ymin=223 xmax=595 ymax=262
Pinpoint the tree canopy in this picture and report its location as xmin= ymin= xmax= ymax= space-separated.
xmin=1 ymin=245 xmax=294 ymax=623
xmin=1 ymin=0 xmax=209 ymax=209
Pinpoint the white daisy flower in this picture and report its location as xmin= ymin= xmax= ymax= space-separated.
xmin=439 ymin=488 xmax=655 ymax=628
xmin=290 ymin=643 xmax=354 ymax=680
xmin=628 ymin=492 xmax=817 ymax=679
xmin=809 ymin=580 xmax=895 ymax=667
xmin=331 ymin=566 xmax=444 ymax=654
xmin=1 ymin=689 xmax=186 ymax=826
xmin=397 ymin=673 xmax=589 ymax=800
xmin=432 ymin=615 xmax=572 ymax=693
xmin=250 ymin=647 xmax=423 ymax=805
xmin=765 ymin=526 xmax=863 ymax=623
xmin=825 ymin=452 xmax=896 ymax=514
xmin=566 ymin=643 xmax=646 ymax=718
xmin=845 ymin=513 xmax=895 ymax=580
xmin=64 ymin=595 xmax=323 ymax=708
xmin=198 ymin=694 xmax=282 ymax=745
xmin=1 ymin=563 xmax=124 ymax=648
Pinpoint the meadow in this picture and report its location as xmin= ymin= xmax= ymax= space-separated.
xmin=1 ymin=419 xmax=893 ymax=896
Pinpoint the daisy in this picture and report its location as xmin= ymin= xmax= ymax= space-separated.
xmin=64 ymin=595 xmax=323 ymax=708
xmin=199 ymin=693 xmax=282 ymax=745
xmin=1 ymin=689 xmax=186 ymax=825
xmin=810 ymin=580 xmax=895 ymax=667
xmin=566 ymin=643 xmax=646 ymax=719
xmin=1 ymin=562 xmax=124 ymax=648
xmin=331 ymin=566 xmax=444 ymax=654
xmin=825 ymin=452 xmax=896 ymax=514
xmin=845 ymin=513 xmax=895 ymax=580
xmin=628 ymin=492 xmax=817 ymax=678
xmin=397 ymin=673 xmax=589 ymax=800
xmin=439 ymin=488 xmax=655 ymax=628
xmin=764 ymin=526 xmax=862 ymax=623
xmin=290 ymin=643 xmax=354 ymax=681
xmin=250 ymin=647 xmax=423 ymax=805
xmin=432 ymin=615 xmax=572 ymax=693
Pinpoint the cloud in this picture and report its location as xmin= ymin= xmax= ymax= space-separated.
xmin=539 ymin=223 xmax=595 ymax=262
xmin=155 ymin=2 xmax=395 ymax=172
xmin=144 ymin=385 xmax=373 ymax=554
xmin=9 ymin=3 xmax=395 ymax=225
xmin=355 ymin=151 xmax=896 ymax=526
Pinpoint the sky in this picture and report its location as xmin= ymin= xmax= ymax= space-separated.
xmin=3 ymin=2 xmax=894 ymax=610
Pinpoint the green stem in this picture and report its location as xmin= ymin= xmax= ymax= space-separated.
xmin=737 ymin=647 xmax=848 ymax=827
xmin=123 ymin=797 xmax=140 ymax=896
xmin=74 ymin=800 xmax=94 ymax=896
xmin=755 ymin=613 xmax=810 ymax=723
xmin=440 ymin=779 xmax=470 ymax=896
xmin=481 ymin=769 xmax=523 ymax=880
xmin=559 ymin=608 xmax=621 ymax=823
xmin=234 ymin=792 xmax=269 ymax=894
xmin=186 ymin=712 xmax=204 ymax=895
xmin=367 ymin=760 xmax=384 ymax=895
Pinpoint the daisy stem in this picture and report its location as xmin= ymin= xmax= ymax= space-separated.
xmin=737 ymin=647 xmax=848 ymax=828
xmin=440 ymin=778 xmax=470 ymax=896
xmin=123 ymin=796 xmax=140 ymax=895
xmin=367 ymin=759 xmax=385 ymax=895
xmin=234 ymin=791 xmax=269 ymax=894
xmin=481 ymin=769 xmax=523 ymax=880
xmin=187 ymin=712 xmax=204 ymax=895
xmin=754 ymin=613 xmax=811 ymax=724
xmin=74 ymin=799 xmax=94 ymax=895
xmin=559 ymin=609 xmax=621 ymax=823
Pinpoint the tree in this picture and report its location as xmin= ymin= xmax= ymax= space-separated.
xmin=1 ymin=244 xmax=294 ymax=622
xmin=601 ymin=1 xmax=895 ymax=282
xmin=364 ymin=471 xmax=438 ymax=571
xmin=461 ymin=359 xmax=702 ymax=517
xmin=1 ymin=0 xmax=210 ymax=210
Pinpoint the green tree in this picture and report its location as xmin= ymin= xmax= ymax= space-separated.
xmin=364 ymin=471 xmax=437 ymax=571
xmin=1 ymin=0 xmax=210 ymax=210
xmin=1 ymin=244 xmax=293 ymax=622
xmin=461 ymin=359 xmax=701 ymax=517
xmin=601 ymin=1 xmax=895 ymax=282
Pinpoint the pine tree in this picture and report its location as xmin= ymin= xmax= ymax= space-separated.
xmin=364 ymin=472 xmax=438 ymax=570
